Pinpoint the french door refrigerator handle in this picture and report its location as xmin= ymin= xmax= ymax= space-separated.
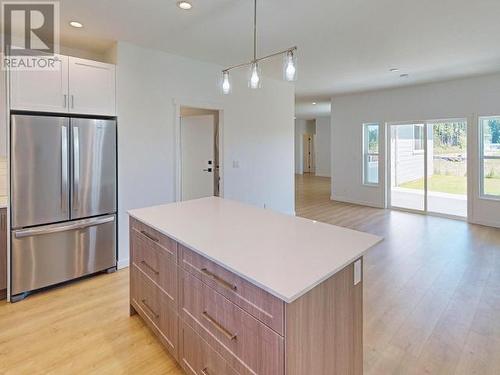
xmin=14 ymin=216 xmax=115 ymax=238
xmin=73 ymin=126 xmax=80 ymax=211
xmin=61 ymin=126 xmax=68 ymax=212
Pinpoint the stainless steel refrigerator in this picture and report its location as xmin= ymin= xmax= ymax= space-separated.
xmin=10 ymin=114 xmax=117 ymax=301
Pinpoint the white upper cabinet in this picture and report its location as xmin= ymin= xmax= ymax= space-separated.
xmin=9 ymin=55 xmax=116 ymax=116
xmin=68 ymin=57 xmax=116 ymax=116
xmin=10 ymin=55 xmax=69 ymax=113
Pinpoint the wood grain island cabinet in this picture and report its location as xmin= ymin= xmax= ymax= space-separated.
xmin=129 ymin=197 xmax=382 ymax=375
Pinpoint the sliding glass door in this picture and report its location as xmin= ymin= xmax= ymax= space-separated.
xmin=390 ymin=123 xmax=426 ymax=211
xmin=389 ymin=120 xmax=467 ymax=218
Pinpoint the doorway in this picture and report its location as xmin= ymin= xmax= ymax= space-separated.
xmin=389 ymin=119 xmax=468 ymax=218
xmin=179 ymin=106 xmax=220 ymax=201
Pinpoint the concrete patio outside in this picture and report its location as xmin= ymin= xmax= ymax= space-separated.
xmin=391 ymin=187 xmax=467 ymax=217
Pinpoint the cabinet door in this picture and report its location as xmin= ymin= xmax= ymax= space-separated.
xmin=68 ymin=57 xmax=116 ymax=116
xmin=10 ymin=55 xmax=69 ymax=112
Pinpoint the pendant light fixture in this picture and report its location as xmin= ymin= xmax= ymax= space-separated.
xmin=221 ymin=0 xmax=297 ymax=94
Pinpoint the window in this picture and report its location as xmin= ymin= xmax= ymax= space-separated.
xmin=413 ymin=124 xmax=424 ymax=152
xmin=480 ymin=117 xmax=500 ymax=198
xmin=363 ymin=123 xmax=379 ymax=185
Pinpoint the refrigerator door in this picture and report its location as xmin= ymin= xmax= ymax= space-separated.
xmin=71 ymin=118 xmax=116 ymax=219
xmin=11 ymin=214 xmax=116 ymax=295
xmin=11 ymin=115 xmax=70 ymax=229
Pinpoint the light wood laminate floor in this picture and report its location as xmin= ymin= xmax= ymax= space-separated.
xmin=1 ymin=174 xmax=499 ymax=374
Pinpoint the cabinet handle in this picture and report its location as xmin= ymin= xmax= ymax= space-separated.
xmin=140 ymin=260 xmax=159 ymax=275
xmin=202 ymin=310 xmax=238 ymax=341
xmin=201 ymin=368 xmax=211 ymax=375
xmin=140 ymin=230 xmax=159 ymax=243
xmin=63 ymin=94 xmax=67 ymax=108
xmin=141 ymin=299 xmax=159 ymax=319
xmin=71 ymin=95 xmax=75 ymax=109
xmin=201 ymin=268 xmax=237 ymax=291
xmin=73 ymin=126 xmax=80 ymax=210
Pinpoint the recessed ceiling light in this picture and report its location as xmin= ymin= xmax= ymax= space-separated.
xmin=400 ymin=73 xmax=409 ymax=78
xmin=177 ymin=1 xmax=193 ymax=10
xmin=312 ymin=102 xmax=317 ymax=105
xmin=69 ymin=21 xmax=83 ymax=28
xmin=389 ymin=68 xmax=399 ymax=72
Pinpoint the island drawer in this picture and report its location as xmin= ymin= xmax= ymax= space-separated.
xmin=180 ymin=269 xmax=284 ymax=375
xmin=179 ymin=320 xmax=239 ymax=375
xmin=131 ymin=227 xmax=178 ymax=303
xmin=130 ymin=217 xmax=178 ymax=260
xmin=179 ymin=244 xmax=284 ymax=335
xmin=131 ymin=265 xmax=179 ymax=360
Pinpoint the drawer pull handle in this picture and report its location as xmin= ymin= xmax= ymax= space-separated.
xmin=141 ymin=230 xmax=159 ymax=243
xmin=201 ymin=268 xmax=237 ymax=291
xmin=201 ymin=368 xmax=211 ymax=375
xmin=202 ymin=311 xmax=238 ymax=341
xmin=141 ymin=260 xmax=159 ymax=275
xmin=141 ymin=299 xmax=159 ymax=319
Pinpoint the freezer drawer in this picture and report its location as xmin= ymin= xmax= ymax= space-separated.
xmin=71 ymin=118 xmax=116 ymax=219
xmin=11 ymin=215 xmax=116 ymax=296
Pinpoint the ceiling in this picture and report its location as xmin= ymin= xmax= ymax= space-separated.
xmin=59 ymin=0 xmax=500 ymax=119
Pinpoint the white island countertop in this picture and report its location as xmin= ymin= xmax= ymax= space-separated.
xmin=129 ymin=197 xmax=383 ymax=303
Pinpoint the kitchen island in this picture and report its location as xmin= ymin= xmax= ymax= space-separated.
xmin=129 ymin=197 xmax=382 ymax=375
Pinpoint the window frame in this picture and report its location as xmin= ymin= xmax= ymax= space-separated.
xmin=413 ymin=124 xmax=425 ymax=153
xmin=362 ymin=123 xmax=380 ymax=186
xmin=479 ymin=116 xmax=500 ymax=200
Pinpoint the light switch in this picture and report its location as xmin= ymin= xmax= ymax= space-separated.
xmin=354 ymin=259 xmax=362 ymax=285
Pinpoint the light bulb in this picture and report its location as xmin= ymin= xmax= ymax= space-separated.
xmin=286 ymin=62 xmax=296 ymax=81
xmin=249 ymin=62 xmax=261 ymax=89
xmin=284 ymin=50 xmax=297 ymax=81
xmin=222 ymin=71 xmax=231 ymax=94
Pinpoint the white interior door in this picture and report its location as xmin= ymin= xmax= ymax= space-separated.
xmin=303 ymin=134 xmax=314 ymax=173
xmin=181 ymin=115 xmax=215 ymax=201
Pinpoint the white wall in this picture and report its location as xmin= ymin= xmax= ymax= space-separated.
xmin=314 ymin=117 xmax=331 ymax=177
xmin=116 ymin=42 xmax=295 ymax=266
xmin=331 ymin=72 xmax=500 ymax=227
xmin=223 ymin=73 xmax=295 ymax=215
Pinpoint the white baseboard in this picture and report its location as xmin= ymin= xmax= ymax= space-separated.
xmin=330 ymin=195 xmax=385 ymax=209
xmin=117 ymin=258 xmax=130 ymax=269
xmin=470 ymin=218 xmax=500 ymax=229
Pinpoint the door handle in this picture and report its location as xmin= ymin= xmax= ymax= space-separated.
xmin=140 ymin=260 xmax=159 ymax=275
xmin=202 ymin=310 xmax=238 ymax=341
xmin=141 ymin=299 xmax=159 ymax=319
xmin=73 ymin=126 xmax=80 ymax=210
xmin=61 ymin=126 xmax=68 ymax=213
xmin=140 ymin=230 xmax=159 ymax=243
xmin=201 ymin=268 xmax=237 ymax=291
xmin=14 ymin=215 xmax=115 ymax=238
xmin=203 ymin=168 xmax=213 ymax=172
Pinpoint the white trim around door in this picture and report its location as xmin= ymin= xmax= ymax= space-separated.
xmin=386 ymin=118 xmax=469 ymax=221
xmin=173 ymin=98 xmax=225 ymax=202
